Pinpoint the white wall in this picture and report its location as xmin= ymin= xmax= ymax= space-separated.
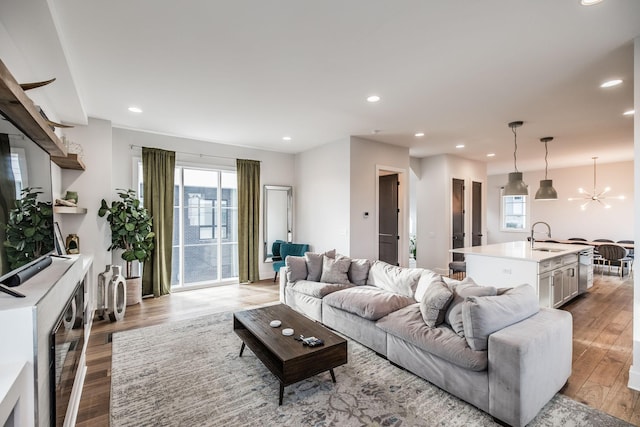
xmin=350 ymin=137 xmax=410 ymax=262
xmin=628 ymin=35 xmax=640 ymax=391
xmin=487 ymin=161 xmax=634 ymax=244
xmin=416 ymin=154 xmax=486 ymax=274
xmin=295 ymin=138 xmax=350 ymax=255
xmin=55 ymin=118 xmax=113 ymax=281
xmin=111 ymin=128 xmax=296 ymax=281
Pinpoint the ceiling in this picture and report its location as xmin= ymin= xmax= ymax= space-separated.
xmin=1 ymin=0 xmax=639 ymax=174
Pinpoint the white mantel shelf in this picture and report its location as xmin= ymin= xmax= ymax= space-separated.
xmin=451 ymin=241 xmax=591 ymax=263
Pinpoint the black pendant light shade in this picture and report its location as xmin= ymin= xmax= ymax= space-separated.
xmin=535 ymin=137 xmax=558 ymax=200
xmin=503 ymin=121 xmax=528 ymax=196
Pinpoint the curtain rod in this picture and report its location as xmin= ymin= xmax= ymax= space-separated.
xmin=129 ymin=144 xmax=260 ymax=162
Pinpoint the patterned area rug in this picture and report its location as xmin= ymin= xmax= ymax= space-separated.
xmin=111 ymin=311 xmax=632 ymax=427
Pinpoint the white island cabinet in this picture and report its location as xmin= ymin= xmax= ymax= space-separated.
xmin=451 ymin=241 xmax=593 ymax=308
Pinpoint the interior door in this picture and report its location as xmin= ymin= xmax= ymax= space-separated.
xmin=472 ymin=181 xmax=482 ymax=246
xmin=379 ymin=174 xmax=399 ymax=265
xmin=452 ymin=178 xmax=465 ymax=261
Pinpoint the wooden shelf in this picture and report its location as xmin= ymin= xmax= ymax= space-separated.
xmin=53 ymin=206 xmax=87 ymax=214
xmin=0 ymin=59 xmax=67 ymax=157
xmin=51 ymin=153 xmax=86 ymax=170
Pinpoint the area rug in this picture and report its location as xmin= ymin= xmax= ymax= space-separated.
xmin=111 ymin=311 xmax=632 ymax=427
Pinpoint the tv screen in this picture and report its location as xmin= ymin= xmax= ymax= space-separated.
xmin=0 ymin=115 xmax=55 ymax=284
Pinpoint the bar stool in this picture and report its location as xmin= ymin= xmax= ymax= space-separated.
xmin=449 ymin=261 xmax=466 ymax=280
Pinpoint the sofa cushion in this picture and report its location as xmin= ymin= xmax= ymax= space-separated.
xmin=304 ymin=249 xmax=336 ymax=281
xmin=288 ymin=280 xmax=353 ymax=299
xmin=320 ymin=255 xmax=351 ymax=284
xmin=444 ymin=278 xmax=497 ymax=337
xmin=285 ymin=255 xmax=307 ymax=283
xmin=414 ymin=268 xmax=442 ymax=302
xmin=348 ymin=258 xmax=371 ymax=286
xmin=462 ymin=284 xmax=539 ymax=351
xmin=419 ymin=278 xmax=454 ymax=327
xmin=323 ymin=286 xmax=415 ymax=321
xmin=376 ymin=304 xmax=488 ymax=371
xmin=366 ymin=260 xmax=422 ymax=298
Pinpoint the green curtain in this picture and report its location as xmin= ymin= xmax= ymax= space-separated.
xmin=237 ymin=159 xmax=260 ymax=283
xmin=0 ymin=134 xmax=16 ymax=276
xmin=142 ymin=147 xmax=176 ymax=297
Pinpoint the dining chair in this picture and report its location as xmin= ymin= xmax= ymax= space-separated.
xmin=597 ymin=244 xmax=631 ymax=277
xmin=617 ymin=240 xmax=634 ymax=273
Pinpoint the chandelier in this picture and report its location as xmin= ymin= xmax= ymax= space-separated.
xmin=568 ymin=157 xmax=624 ymax=210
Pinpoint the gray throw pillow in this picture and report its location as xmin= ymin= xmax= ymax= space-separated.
xmin=414 ymin=269 xmax=442 ymax=302
xmin=304 ymin=249 xmax=336 ymax=281
xmin=320 ymin=255 xmax=351 ymax=284
xmin=419 ymin=278 xmax=454 ymax=327
xmin=444 ymin=278 xmax=497 ymax=337
xmin=462 ymin=284 xmax=539 ymax=351
xmin=348 ymin=258 xmax=371 ymax=285
xmin=285 ymin=255 xmax=307 ymax=283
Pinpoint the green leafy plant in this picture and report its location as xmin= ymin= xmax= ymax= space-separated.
xmin=3 ymin=187 xmax=54 ymax=269
xmin=98 ymin=188 xmax=155 ymax=279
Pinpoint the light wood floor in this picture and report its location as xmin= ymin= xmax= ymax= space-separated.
xmin=76 ymin=274 xmax=638 ymax=426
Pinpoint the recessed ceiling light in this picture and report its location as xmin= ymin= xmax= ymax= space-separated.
xmin=486 ymin=153 xmax=496 ymax=157
xmin=600 ymin=79 xmax=622 ymax=88
xmin=623 ymin=109 xmax=635 ymax=116
xmin=414 ymin=132 xmax=425 ymax=137
xmin=456 ymin=144 xmax=465 ymax=149
xmin=128 ymin=106 xmax=143 ymax=113
xmin=581 ymin=0 xmax=603 ymax=5
xmin=282 ymin=136 xmax=292 ymax=141
xmin=367 ymin=95 xmax=380 ymax=103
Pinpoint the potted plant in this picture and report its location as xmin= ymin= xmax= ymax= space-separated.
xmin=98 ymin=188 xmax=154 ymax=305
xmin=3 ymin=187 xmax=54 ymax=269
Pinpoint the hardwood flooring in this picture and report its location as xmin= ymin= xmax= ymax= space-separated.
xmin=76 ymin=274 xmax=638 ymax=426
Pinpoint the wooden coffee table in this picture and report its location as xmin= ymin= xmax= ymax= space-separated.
xmin=233 ymin=304 xmax=347 ymax=405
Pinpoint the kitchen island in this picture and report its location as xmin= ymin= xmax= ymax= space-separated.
xmin=451 ymin=241 xmax=593 ymax=308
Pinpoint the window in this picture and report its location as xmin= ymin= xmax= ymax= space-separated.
xmin=138 ymin=162 xmax=238 ymax=288
xmin=501 ymin=194 xmax=528 ymax=231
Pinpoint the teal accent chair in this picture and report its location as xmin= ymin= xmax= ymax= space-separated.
xmin=272 ymin=243 xmax=309 ymax=282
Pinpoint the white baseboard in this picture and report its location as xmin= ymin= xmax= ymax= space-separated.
xmin=628 ymin=365 xmax=640 ymax=391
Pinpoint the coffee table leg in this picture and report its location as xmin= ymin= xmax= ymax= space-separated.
xmin=239 ymin=342 xmax=245 ymax=357
xmin=329 ymin=368 xmax=336 ymax=383
xmin=279 ymin=384 xmax=284 ymax=405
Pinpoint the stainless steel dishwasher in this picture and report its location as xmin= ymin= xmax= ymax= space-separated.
xmin=578 ymin=248 xmax=594 ymax=293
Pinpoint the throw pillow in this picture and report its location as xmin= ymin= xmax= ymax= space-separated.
xmin=462 ymin=284 xmax=539 ymax=351
xmin=366 ymin=261 xmax=423 ymax=298
xmin=444 ymin=278 xmax=497 ymax=337
xmin=348 ymin=258 xmax=371 ymax=285
xmin=285 ymin=255 xmax=308 ymax=283
xmin=414 ymin=269 xmax=442 ymax=302
xmin=419 ymin=278 xmax=454 ymax=327
xmin=304 ymin=249 xmax=336 ymax=281
xmin=320 ymin=255 xmax=351 ymax=284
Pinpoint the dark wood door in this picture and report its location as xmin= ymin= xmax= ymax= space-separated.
xmin=472 ymin=181 xmax=482 ymax=247
xmin=452 ymin=178 xmax=464 ymax=261
xmin=379 ymin=174 xmax=398 ymax=265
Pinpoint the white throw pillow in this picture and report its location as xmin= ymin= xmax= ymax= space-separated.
xmin=320 ymin=255 xmax=351 ymax=284
xmin=414 ymin=269 xmax=442 ymax=302
xmin=366 ymin=260 xmax=423 ymax=298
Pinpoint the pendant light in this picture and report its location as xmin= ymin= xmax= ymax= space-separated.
xmin=535 ymin=137 xmax=558 ymax=200
xmin=503 ymin=121 xmax=528 ymax=196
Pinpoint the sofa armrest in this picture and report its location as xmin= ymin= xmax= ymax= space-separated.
xmin=488 ymin=308 xmax=572 ymax=427
xmin=279 ymin=266 xmax=289 ymax=303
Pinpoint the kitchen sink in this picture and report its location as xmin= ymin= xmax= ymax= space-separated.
xmin=532 ymin=247 xmax=564 ymax=252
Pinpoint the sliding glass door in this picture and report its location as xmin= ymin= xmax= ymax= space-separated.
xmin=138 ymin=162 xmax=238 ymax=288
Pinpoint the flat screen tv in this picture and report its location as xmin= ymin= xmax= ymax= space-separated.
xmin=0 ymin=115 xmax=55 ymax=285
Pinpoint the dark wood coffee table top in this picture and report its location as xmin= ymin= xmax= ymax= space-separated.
xmin=233 ymin=303 xmax=347 ymax=404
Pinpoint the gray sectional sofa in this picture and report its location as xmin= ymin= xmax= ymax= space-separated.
xmin=279 ymin=252 xmax=573 ymax=427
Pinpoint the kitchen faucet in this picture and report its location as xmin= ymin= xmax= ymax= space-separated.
xmin=530 ymin=221 xmax=551 ymax=248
